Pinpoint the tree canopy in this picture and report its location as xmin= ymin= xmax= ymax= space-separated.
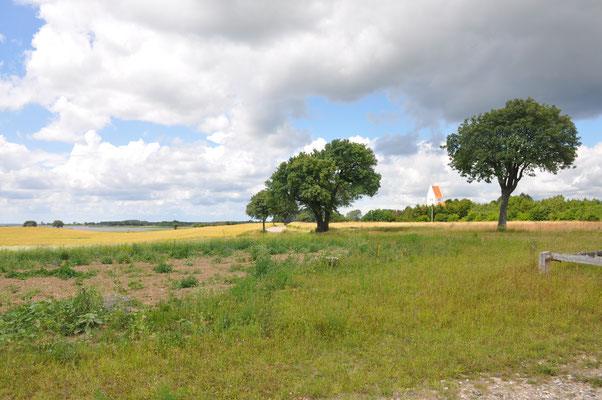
xmin=246 ymin=190 xmax=270 ymax=232
xmin=267 ymin=139 xmax=380 ymax=232
xmin=52 ymin=220 xmax=64 ymax=228
xmin=446 ymin=98 xmax=580 ymax=229
xmin=265 ymin=190 xmax=298 ymax=225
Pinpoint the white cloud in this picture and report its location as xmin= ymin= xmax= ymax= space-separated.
xmin=2 ymin=0 xmax=600 ymax=144
xmin=302 ymin=138 xmax=327 ymax=153
xmin=2 ymin=131 xmax=599 ymax=222
xmin=0 ymin=33 xmax=5 ymax=43
xmin=0 ymin=1 xmax=601 ymax=221
xmin=348 ymin=138 xmax=602 ymax=215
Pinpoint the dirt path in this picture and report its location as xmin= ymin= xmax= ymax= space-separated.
xmin=266 ymin=225 xmax=286 ymax=233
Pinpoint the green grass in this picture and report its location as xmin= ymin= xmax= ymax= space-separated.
xmin=0 ymin=227 xmax=600 ymax=399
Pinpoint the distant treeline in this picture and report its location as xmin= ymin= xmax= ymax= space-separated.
xmin=358 ymin=194 xmax=601 ymax=223
xmin=78 ymin=220 xmax=251 ymax=227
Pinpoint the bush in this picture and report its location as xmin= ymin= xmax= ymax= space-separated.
xmin=447 ymin=214 xmax=460 ymax=222
xmin=179 ymin=276 xmax=198 ymax=288
xmin=362 ymin=209 xmax=395 ymax=222
xmin=23 ymin=220 xmax=37 ymax=227
xmin=434 ymin=213 xmax=447 ymax=222
xmin=254 ymin=256 xmax=275 ymax=276
xmin=100 ymin=256 xmax=113 ymax=265
xmin=528 ymin=206 xmax=549 ymax=221
xmin=153 ymin=263 xmax=173 ymax=273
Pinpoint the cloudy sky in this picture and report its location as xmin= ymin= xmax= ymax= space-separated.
xmin=0 ymin=0 xmax=601 ymax=223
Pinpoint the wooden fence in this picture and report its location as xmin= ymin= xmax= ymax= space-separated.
xmin=539 ymin=250 xmax=602 ymax=273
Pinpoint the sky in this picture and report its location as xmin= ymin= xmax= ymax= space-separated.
xmin=0 ymin=0 xmax=601 ymax=223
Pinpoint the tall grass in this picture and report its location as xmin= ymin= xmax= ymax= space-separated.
xmin=0 ymin=228 xmax=600 ymax=398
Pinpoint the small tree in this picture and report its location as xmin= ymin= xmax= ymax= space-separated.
xmin=266 ymin=190 xmax=298 ymax=225
xmin=52 ymin=220 xmax=64 ymax=228
xmin=246 ymin=190 xmax=270 ymax=232
xmin=23 ymin=220 xmax=37 ymax=227
xmin=267 ymin=139 xmax=380 ymax=232
xmin=446 ymin=98 xmax=580 ymax=229
xmin=345 ymin=209 xmax=362 ymax=221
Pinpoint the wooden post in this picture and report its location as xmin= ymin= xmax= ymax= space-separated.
xmin=539 ymin=251 xmax=551 ymax=273
xmin=539 ymin=250 xmax=602 ymax=273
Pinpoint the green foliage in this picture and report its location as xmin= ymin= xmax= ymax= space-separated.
xmin=51 ymin=220 xmax=65 ymax=228
xmin=100 ymin=255 xmax=113 ymax=264
xmin=153 ymin=262 xmax=173 ymax=273
xmin=345 ymin=209 xmax=362 ymax=221
xmin=5 ymin=264 xmax=93 ymax=280
xmin=0 ymin=287 xmax=106 ymax=341
xmin=360 ymin=195 xmax=601 ymax=223
xmin=266 ymin=189 xmax=298 ymax=224
xmin=246 ymin=190 xmax=270 ymax=231
xmin=22 ymin=220 xmax=37 ymax=227
xmin=295 ymin=210 xmax=316 ymax=222
xmin=362 ymin=209 xmax=395 ymax=222
xmin=446 ymin=98 xmax=580 ymax=228
xmin=267 ymin=139 xmax=380 ymax=232
xmin=178 ymin=276 xmax=199 ymax=289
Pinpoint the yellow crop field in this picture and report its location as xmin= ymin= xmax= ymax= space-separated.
xmin=290 ymin=220 xmax=602 ymax=231
xmin=0 ymin=223 xmax=268 ymax=247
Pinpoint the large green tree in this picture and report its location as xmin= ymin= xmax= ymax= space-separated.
xmin=267 ymin=139 xmax=380 ymax=232
xmin=246 ymin=190 xmax=270 ymax=232
xmin=446 ymin=98 xmax=580 ymax=229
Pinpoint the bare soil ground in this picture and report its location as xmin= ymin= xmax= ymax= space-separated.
xmin=0 ymin=254 xmax=251 ymax=311
xmin=0 ymin=250 xmax=328 ymax=311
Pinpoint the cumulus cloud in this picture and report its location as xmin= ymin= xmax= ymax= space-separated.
xmin=347 ymin=138 xmax=602 ymax=215
xmin=0 ymin=131 xmax=291 ymax=221
xmin=1 ymin=0 xmax=600 ymax=142
xmin=0 ymin=1 xmax=601 ymax=221
xmin=2 ymin=129 xmax=599 ymax=222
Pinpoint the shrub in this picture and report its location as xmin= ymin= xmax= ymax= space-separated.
xmin=153 ymin=263 xmax=173 ymax=273
xmin=434 ymin=213 xmax=447 ymax=222
xmin=179 ymin=276 xmax=198 ymax=288
xmin=254 ymin=256 xmax=275 ymax=276
xmin=100 ymin=256 xmax=113 ymax=264
xmin=362 ymin=209 xmax=395 ymax=222
xmin=23 ymin=220 xmax=37 ymax=227
xmin=528 ymin=206 xmax=549 ymax=221
xmin=447 ymin=214 xmax=460 ymax=222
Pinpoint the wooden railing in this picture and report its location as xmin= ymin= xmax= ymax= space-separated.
xmin=539 ymin=250 xmax=602 ymax=273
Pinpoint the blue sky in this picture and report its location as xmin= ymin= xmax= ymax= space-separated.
xmin=0 ymin=1 xmax=601 ymax=223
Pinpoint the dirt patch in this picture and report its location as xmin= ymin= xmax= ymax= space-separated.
xmin=396 ymin=359 xmax=601 ymax=400
xmin=0 ymin=255 xmax=250 ymax=311
xmin=452 ymin=374 xmax=601 ymax=400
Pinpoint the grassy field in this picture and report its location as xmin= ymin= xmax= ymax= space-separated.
xmin=0 ymin=223 xmax=270 ymax=247
xmin=0 ymin=224 xmax=600 ymax=398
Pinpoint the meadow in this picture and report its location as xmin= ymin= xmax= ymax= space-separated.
xmin=0 ymin=223 xmax=600 ymax=399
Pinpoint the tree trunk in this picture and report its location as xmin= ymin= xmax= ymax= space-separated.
xmin=262 ymin=218 xmax=266 ymax=232
xmin=498 ymin=188 xmax=512 ymax=230
xmin=323 ymin=210 xmax=331 ymax=232
xmin=315 ymin=212 xmax=325 ymax=232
